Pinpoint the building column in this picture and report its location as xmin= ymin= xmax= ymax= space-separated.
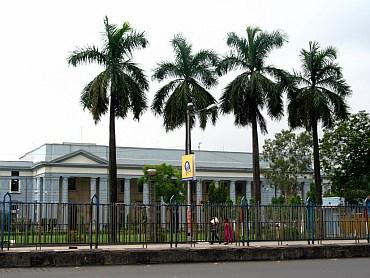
xmin=124 ymin=178 xmax=131 ymax=204
xmin=230 ymin=180 xmax=236 ymax=204
xmin=246 ymin=180 xmax=252 ymax=202
xmin=61 ymin=177 xmax=69 ymax=227
xmin=123 ymin=178 xmax=131 ymax=225
xmin=196 ymin=180 xmax=202 ymax=223
xmin=143 ymin=182 xmax=149 ymax=205
xmin=90 ymin=177 xmax=96 ymax=199
xmin=214 ymin=180 xmax=219 ymax=188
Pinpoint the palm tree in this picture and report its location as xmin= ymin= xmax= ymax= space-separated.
xmin=152 ymin=34 xmax=219 ymax=152
xmin=217 ymin=27 xmax=287 ymax=204
xmin=68 ymin=16 xmax=149 ymax=204
xmin=287 ymin=41 xmax=351 ymax=205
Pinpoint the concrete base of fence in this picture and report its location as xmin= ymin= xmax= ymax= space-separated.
xmin=1 ymin=244 xmax=370 ymax=268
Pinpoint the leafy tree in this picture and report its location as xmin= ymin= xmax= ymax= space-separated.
xmin=152 ymin=34 xmax=218 ymax=150
xmin=287 ymin=41 xmax=351 ymax=204
xmin=68 ymin=17 xmax=149 ymax=203
xmin=217 ymin=26 xmax=288 ymax=203
xmin=262 ymin=130 xmax=312 ymax=201
xmin=207 ymin=182 xmax=231 ymax=204
xmin=138 ymin=164 xmax=185 ymax=203
xmin=321 ymin=111 xmax=370 ymax=203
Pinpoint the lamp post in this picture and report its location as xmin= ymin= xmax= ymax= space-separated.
xmin=147 ymin=168 xmax=157 ymax=242
xmin=185 ymin=102 xmax=218 ymax=242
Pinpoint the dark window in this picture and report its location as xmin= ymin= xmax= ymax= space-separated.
xmin=120 ymin=179 xmax=125 ymax=193
xmin=138 ymin=183 xmax=143 ymax=193
xmin=11 ymin=170 xmax=19 ymax=177
xmin=68 ymin=177 xmax=76 ymax=191
xmin=10 ymin=179 xmax=19 ymax=192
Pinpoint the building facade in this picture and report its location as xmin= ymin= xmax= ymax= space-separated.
xmin=0 ymin=142 xmax=312 ymax=205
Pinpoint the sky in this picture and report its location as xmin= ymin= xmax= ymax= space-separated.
xmin=0 ymin=0 xmax=369 ymax=160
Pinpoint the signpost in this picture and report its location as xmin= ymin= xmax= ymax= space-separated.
xmin=182 ymin=154 xmax=195 ymax=243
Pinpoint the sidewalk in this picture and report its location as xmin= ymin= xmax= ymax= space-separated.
xmin=2 ymin=239 xmax=368 ymax=252
xmin=1 ymin=240 xmax=370 ymax=268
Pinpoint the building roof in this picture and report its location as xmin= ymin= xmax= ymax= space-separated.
xmin=0 ymin=142 xmax=269 ymax=171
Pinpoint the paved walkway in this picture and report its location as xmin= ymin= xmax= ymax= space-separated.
xmin=3 ymin=239 xmax=369 ymax=252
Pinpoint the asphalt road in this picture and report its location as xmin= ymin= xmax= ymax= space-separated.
xmin=1 ymin=258 xmax=370 ymax=278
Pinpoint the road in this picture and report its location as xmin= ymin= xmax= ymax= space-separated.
xmin=0 ymin=258 xmax=369 ymax=278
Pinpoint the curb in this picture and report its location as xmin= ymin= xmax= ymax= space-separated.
xmin=1 ymin=244 xmax=370 ymax=268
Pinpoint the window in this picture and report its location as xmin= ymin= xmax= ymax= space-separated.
xmin=10 ymin=179 xmax=20 ymax=192
xmin=10 ymin=170 xmax=20 ymax=193
xmin=138 ymin=183 xmax=143 ymax=193
xmin=68 ymin=177 xmax=76 ymax=191
xmin=11 ymin=170 xmax=19 ymax=177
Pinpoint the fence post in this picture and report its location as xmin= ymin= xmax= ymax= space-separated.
xmin=90 ymin=194 xmax=99 ymax=249
xmin=306 ymin=197 xmax=314 ymax=245
xmin=1 ymin=192 xmax=12 ymax=251
xmin=169 ymin=195 xmax=175 ymax=248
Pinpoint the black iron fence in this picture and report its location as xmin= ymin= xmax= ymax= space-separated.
xmin=1 ymin=193 xmax=369 ymax=250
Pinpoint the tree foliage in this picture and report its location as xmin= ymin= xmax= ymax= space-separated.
xmin=217 ymin=26 xmax=288 ymax=204
xmin=287 ymin=41 xmax=351 ymax=205
xmin=321 ymin=111 xmax=370 ymax=203
xmin=152 ymin=34 xmax=218 ymax=132
xmin=263 ymin=130 xmax=312 ymax=201
xmin=138 ymin=164 xmax=185 ymax=203
xmin=68 ymin=17 xmax=148 ymax=204
xmin=207 ymin=182 xmax=231 ymax=204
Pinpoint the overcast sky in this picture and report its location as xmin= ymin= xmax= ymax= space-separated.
xmin=0 ymin=0 xmax=369 ymax=160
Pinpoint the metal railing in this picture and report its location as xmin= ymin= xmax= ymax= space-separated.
xmin=0 ymin=193 xmax=369 ymax=250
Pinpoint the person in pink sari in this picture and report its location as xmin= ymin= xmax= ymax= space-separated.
xmin=223 ymin=218 xmax=233 ymax=244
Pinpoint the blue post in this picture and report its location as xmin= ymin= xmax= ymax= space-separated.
xmin=365 ymin=196 xmax=370 ymax=243
xmin=240 ymin=197 xmax=249 ymax=247
xmin=306 ymin=197 xmax=314 ymax=245
xmin=1 ymin=192 xmax=12 ymax=251
xmin=90 ymin=194 xmax=99 ymax=249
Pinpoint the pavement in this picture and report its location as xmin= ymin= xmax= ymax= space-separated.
xmin=1 ymin=239 xmax=370 ymax=268
xmin=2 ymin=239 xmax=369 ymax=252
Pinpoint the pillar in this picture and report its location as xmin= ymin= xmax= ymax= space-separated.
xmin=90 ymin=177 xmax=96 ymax=199
xmin=143 ymin=182 xmax=149 ymax=205
xmin=196 ymin=180 xmax=202 ymax=223
xmin=124 ymin=178 xmax=131 ymax=224
xmin=230 ymin=180 xmax=236 ymax=204
xmin=214 ymin=180 xmax=219 ymax=188
xmin=246 ymin=180 xmax=252 ymax=202
xmin=124 ymin=178 xmax=131 ymax=204
xmin=61 ymin=177 xmax=69 ymax=227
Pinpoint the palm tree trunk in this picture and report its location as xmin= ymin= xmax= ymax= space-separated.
xmin=109 ymin=97 xmax=118 ymax=204
xmin=311 ymin=120 xmax=322 ymax=205
xmin=109 ymin=95 xmax=117 ymax=243
xmin=251 ymin=114 xmax=261 ymax=204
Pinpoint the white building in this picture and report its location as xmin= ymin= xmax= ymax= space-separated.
xmin=0 ymin=142 xmax=312 ymax=205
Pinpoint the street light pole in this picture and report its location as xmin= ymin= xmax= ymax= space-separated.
xmin=186 ymin=102 xmax=193 ymax=242
xmin=185 ymin=102 xmax=218 ymax=242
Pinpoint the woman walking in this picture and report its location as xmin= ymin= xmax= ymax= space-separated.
xmin=223 ymin=218 xmax=233 ymax=245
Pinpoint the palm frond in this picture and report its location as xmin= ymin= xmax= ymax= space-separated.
xmin=80 ymin=71 xmax=109 ymax=123
xmin=151 ymin=79 xmax=182 ymax=115
xmin=152 ymin=62 xmax=181 ymax=81
xmin=217 ymin=54 xmax=246 ymax=75
xmin=121 ymin=61 xmax=149 ymax=91
xmin=114 ymin=71 xmax=148 ymax=120
xmin=67 ymin=46 xmax=106 ymax=66
xmin=189 ymin=80 xmax=218 ymax=129
xmin=120 ymin=30 xmax=148 ymax=56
